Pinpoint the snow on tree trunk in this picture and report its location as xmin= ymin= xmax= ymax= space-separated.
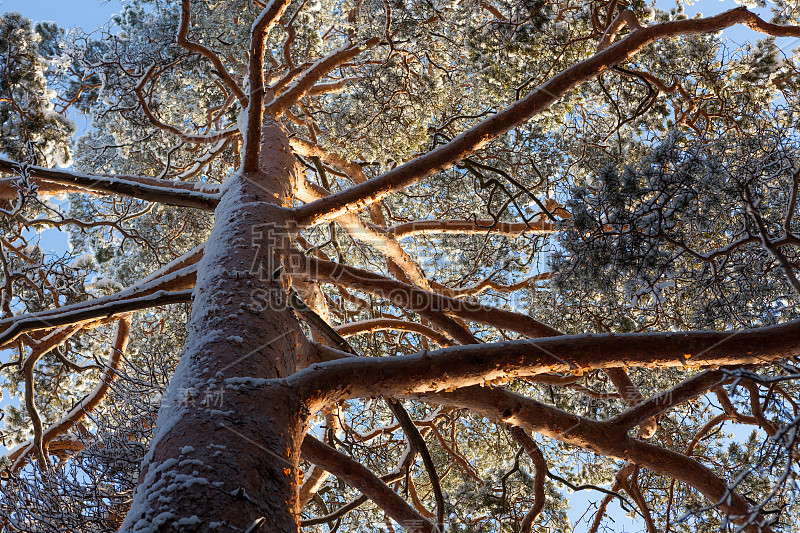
xmin=121 ymin=118 xmax=307 ymax=532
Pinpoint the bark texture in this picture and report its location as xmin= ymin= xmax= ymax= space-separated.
xmin=121 ymin=119 xmax=307 ymax=532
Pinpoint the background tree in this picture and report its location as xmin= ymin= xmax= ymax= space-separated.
xmin=0 ymin=1 xmax=800 ymax=532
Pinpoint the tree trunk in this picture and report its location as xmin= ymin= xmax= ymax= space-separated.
xmin=121 ymin=119 xmax=306 ymax=532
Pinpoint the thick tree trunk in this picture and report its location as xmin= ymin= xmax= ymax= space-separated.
xmin=121 ymin=119 xmax=306 ymax=532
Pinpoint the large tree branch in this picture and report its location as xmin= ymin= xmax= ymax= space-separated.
xmin=415 ymin=387 xmax=771 ymax=532
xmin=387 ymin=219 xmax=556 ymax=238
xmin=243 ymin=0 xmax=293 ymax=172
xmin=0 ymin=289 xmax=191 ymax=349
xmin=0 ymin=259 xmax=196 ymax=347
xmin=292 ymin=7 xmax=800 ymax=227
xmin=0 ymin=157 xmax=220 ymax=210
xmin=301 ymin=432 xmax=440 ymax=532
xmin=293 ymin=320 xmax=800 ymax=408
xmin=291 ymin=292 xmax=446 ymax=528
xmin=293 ymin=254 xmax=559 ymax=339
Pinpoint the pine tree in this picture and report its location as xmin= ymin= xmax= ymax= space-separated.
xmin=1 ymin=1 xmax=800 ymax=531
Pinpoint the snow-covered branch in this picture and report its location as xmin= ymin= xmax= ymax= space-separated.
xmin=243 ymin=0 xmax=294 ymax=172
xmin=0 ymin=157 xmax=220 ymax=210
xmin=301 ymin=436 xmax=440 ymax=533
xmin=267 ymin=39 xmax=379 ymax=117
xmin=8 ymin=317 xmax=131 ymax=472
xmin=296 ymin=178 xmax=432 ymax=290
xmin=135 ymin=64 xmax=240 ymax=146
xmin=178 ymin=0 xmax=247 ymax=106
xmin=293 ymin=318 xmax=800 ymax=408
xmin=0 ymin=260 xmax=197 ymax=347
xmin=292 ymin=7 xmax=800 ymax=227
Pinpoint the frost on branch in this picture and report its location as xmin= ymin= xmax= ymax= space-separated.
xmin=0 ymin=13 xmax=75 ymax=167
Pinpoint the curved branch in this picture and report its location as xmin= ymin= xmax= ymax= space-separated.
xmin=416 ymin=387 xmax=771 ymax=532
xmin=178 ymin=0 xmax=247 ymax=106
xmin=609 ymin=369 xmax=728 ymax=431
xmin=293 ymin=7 xmax=800 ymax=227
xmin=387 ymin=398 xmax=445 ymax=531
xmin=589 ymin=463 xmax=636 ymax=533
xmin=742 ymin=380 xmax=779 ymax=436
xmin=0 ymin=262 xmax=195 ymax=347
xmin=621 ymin=466 xmax=657 ymax=533
xmin=289 ymin=137 xmax=368 ymax=183
xmin=430 ymin=273 xmax=552 ymax=299
xmin=22 ymin=325 xmax=82 ymax=471
xmin=135 ymin=64 xmax=239 ymax=145
xmin=300 ymin=435 xmax=440 ymax=533
xmin=507 ymin=426 xmax=546 ymax=532
xmin=335 ymin=318 xmax=454 ymax=347
xmin=9 ymin=317 xmax=131 ymax=471
xmin=686 ymin=413 xmax=730 ymax=456
xmin=293 ymin=255 xmax=558 ymax=340
xmin=604 ymin=367 xmax=658 ymax=438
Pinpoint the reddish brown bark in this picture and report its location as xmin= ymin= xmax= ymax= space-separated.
xmin=121 ymin=119 xmax=307 ymax=531
xmin=0 ymin=157 xmax=218 ymax=209
xmin=292 ymin=321 xmax=800 ymax=418
xmin=293 ymin=8 xmax=800 ymax=227
xmin=23 ymin=6 xmax=797 ymax=531
xmin=301 ymin=436 xmax=439 ymax=533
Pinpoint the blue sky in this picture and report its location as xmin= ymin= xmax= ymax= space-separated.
xmin=0 ymin=0 xmax=123 ymax=29
xmin=0 ymin=1 xmax=795 ymax=530
xmin=0 ymin=0 xmax=126 ymax=254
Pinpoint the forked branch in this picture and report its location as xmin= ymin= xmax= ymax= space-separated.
xmin=8 ymin=317 xmax=131 ymax=472
xmin=0 ymin=262 xmax=196 ymax=347
xmin=301 ymin=434 xmax=440 ymax=532
xmin=178 ymin=0 xmax=248 ymax=106
xmin=292 ymin=7 xmax=800 ymax=227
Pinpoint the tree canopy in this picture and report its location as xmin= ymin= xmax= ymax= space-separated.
xmin=0 ymin=0 xmax=799 ymax=531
